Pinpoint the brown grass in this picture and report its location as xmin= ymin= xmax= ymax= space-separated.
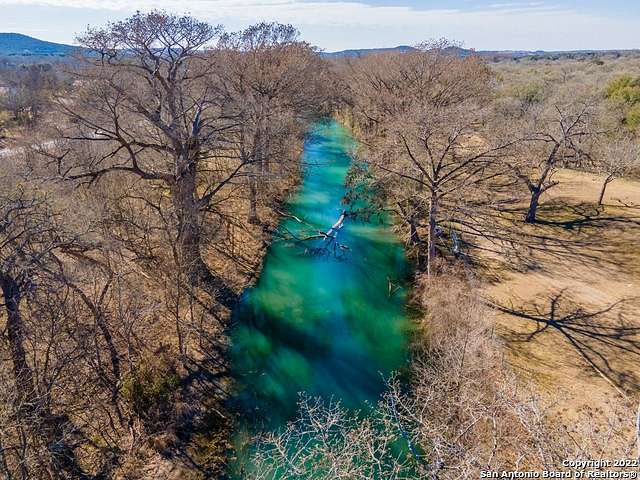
xmin=484 ymin=168 xmax=640 ymax=419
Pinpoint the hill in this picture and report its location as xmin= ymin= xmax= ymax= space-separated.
xmin=321 ymin=45 xmax=417 ymax=58
xmin=322 ymin=44 xmax=639 ymax=62
xmin=0 ymin=33 xmax=76 ymax=57
xmin=2 ymin=33 xmax=639 ymax=64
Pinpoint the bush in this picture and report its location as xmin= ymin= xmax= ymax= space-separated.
xmin=121 ymin=356 xmax=181 ymax=433
xmin=509 ymin=81 xmax=546 ymax=105
xmin=605 ymin=75 xmax=640 ymax=130
xmin=606 ymin=75 xmax=640 ymax=105
xmin=625 ymin=103 xmax=640 ymax=129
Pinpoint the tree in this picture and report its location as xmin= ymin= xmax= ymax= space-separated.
xmin=14 ymin=14 xmax=334 ymax=475
xmin=0 ymin=182 xmax=92 ymax=479
xmin=595 ymin=136 xmax=639 ymax=205
xmin=509 ymin=100 xmax=599 ymax=223
xmin=215 ymin=22 xmax=330 ymax=224
xmin=0 ymin=64 xmax=58 ymax=127
xmin=605 ymin=74 xmax=640 ymax=131
xmin=348 ymin=42 xmax=516 ymax=276
xmin=55 ymin=11 xmax=239 ymax=308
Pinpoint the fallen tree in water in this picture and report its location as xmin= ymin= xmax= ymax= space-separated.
xmin=276 ymin=209 xmax=351 ymax=257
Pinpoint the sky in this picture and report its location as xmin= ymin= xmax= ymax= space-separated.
xmin=0 ymin=0 xmax=638 ymax=52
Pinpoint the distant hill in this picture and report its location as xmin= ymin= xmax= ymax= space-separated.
xmin=0 ymin=33 xmax=77 ymax=57
xmin=2 ymin=33 xmax=638 ymax=64
xmin=322 ymin=44 xmax=639 ymax=62
xmin=321 ymin=45 xmax=417 ymax=58
xmin=321 ymin=45 xmax=539 ymax=59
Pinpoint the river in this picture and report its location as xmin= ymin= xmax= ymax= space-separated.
xmin=228 ymin=119 xmax=411 ymax=475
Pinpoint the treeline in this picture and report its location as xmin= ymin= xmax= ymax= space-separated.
xmin=0 ymin=12 xmax=332 ymax=479
xmin=338 ymin=41 xmax=639 ymax=274
xmin=0 ymin=62 xmax=65 ymax=139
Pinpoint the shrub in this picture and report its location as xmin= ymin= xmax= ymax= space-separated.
xmin=605 ymin=75 xmax=640 ymax=130
xmin=121 ymin=356 xmax=181 ymax=433
xmin=510 ymin=81 xmax=546 ymax=105
xmin=625 ymin=103 xmax=640 ymax=129
xmin=606 ymin=75 xmax=640 ymax=105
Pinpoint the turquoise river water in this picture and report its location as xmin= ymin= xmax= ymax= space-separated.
xmin=228 ymin=120 xmax=412 ymax=474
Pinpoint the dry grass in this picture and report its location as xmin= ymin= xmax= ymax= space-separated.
xmin=484 ymin=168 xmax=640 ymax=419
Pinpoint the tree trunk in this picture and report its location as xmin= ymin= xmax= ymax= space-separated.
xmin=72 ymin=284 xmax=124 ymax=425
xmin=409 ymin=216 xmax=420 ymax=247
xmin=598 ymin=175 xmax=614 ymax=206
xmin=248 ymin=173 xmax=259 ymax=224
xmin=247 ymin=123 xmax=262 ymax=225
xmin=0 ymin=429 xmax=12 ymax=480
xmin=407 ymin=196 xmax=421 ymax=248
xmin=1 ymin=273 xmax=35 ymax=480
xmin=525 ymin=142 xmax=560 ymax=224
xmin=172 ymin=157 xmax=236 ymax=309
xmin=0 ymin=275 xmax=89 ymax=480
xmin=0 ymin=274 xmax=35 ymax=408
xmin=427 ymin=193 xmax=438 ymax=278
xmin=257 ymin=107 xmax=270 ymax=175
xmin=525 ymin=189 xmax=542 ymax=224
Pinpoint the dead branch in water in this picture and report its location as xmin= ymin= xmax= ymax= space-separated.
xmin=275 ymin=209 xmax=351 ymax=256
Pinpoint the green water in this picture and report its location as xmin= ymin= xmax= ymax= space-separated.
xmin=229 ymin=120 xmax=411 ymax=461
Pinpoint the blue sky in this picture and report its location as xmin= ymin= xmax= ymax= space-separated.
xmin=1 ymin=1 xmax=638 ymax=51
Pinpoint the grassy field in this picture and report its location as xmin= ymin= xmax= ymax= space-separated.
xmin=485 ymin=168 xmax=640 ymax=417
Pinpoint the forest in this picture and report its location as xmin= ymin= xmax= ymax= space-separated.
xmin=0 ymin=11 xmax=639 ymax=480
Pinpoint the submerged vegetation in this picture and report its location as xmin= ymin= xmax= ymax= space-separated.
xmin=0 ymin=10 xmax=639 ymax=480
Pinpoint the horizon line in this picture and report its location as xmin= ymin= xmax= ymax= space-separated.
xmin=1 ymin=31 xmax=639 ymax=56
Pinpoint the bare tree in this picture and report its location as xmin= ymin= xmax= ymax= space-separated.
xmin=505 ymin=98 xmax=600 ymax=223
xmin=54 ymin=11 xmax=240 ymax=308
xmin=348 ymin=42 xmax=517 ymax=275
xmin=0 ymin=181 xmax=94 ymax=479
xmin=595 ymin=136 xmax=640 ymax=205
xmin=216 ymin=22 xmax=329 ymax=224
xmin=0 ymin=64 xmax=58 ymax=127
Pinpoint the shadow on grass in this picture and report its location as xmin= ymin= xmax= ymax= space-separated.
xmin=488 ymin=290 xmax=640 ymax=394
xmin=467 ymin=200 xmax=640 ymax=280
xmin=534 ymin=203 xmax=640 ymax=231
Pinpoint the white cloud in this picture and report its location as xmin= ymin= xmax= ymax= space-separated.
xmin=0 ymin=0 xmax=574 ymax=24
xmin=1 ymin=0 xmax=637 ymax=51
